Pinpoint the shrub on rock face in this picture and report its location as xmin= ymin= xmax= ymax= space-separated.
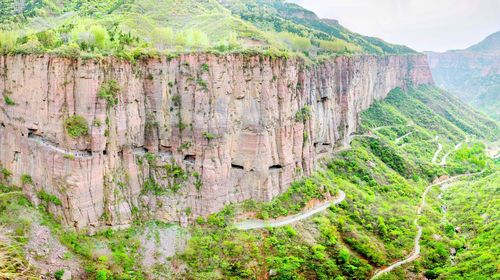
xmin=196 ymin=216 xmax=205 ymax=225
xmin=54 ymin=270 xmax=64 ymax=280
xmin=98 ymin=80 xmax=121 ymax=107
xmin=64 ymin=115 xmax=89 ymax=138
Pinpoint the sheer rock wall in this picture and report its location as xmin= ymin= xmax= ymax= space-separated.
xmin=0 ymin=54 xmax=433 ymax=228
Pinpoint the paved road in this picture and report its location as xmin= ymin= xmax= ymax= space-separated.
xmin=432 ymin=137 xmax=442 ymax=164
xmin=370 ymin=170 xmax=484 ymax=279
xmin=396 ymin=132 xmax=413 ymax=144
xmin=234 ymin=190 xmax=346 ymax=230
xmin=439 ymin=141 xmax=463 ymax=166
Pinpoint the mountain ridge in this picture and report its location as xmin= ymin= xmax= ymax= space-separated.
xmin=426 ymin=30 xmax=500 ymax=121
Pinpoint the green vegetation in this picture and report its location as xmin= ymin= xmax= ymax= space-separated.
xmin=0 ymin=192 xmax=35 ymax=279
xmin=98 ymin=79 xmax=121 ymax=108
xmin=53 ymin=270 xmax=65 ymax=279
xmin=244 ymin=170 xmax=337 ymax=219
xmin=3 ymin=95 xmax=15 ymax=105
xmin=436 ymin=171 xmax=500 ymax=279
xmin=0 ymin=0 xmax=416 ymax=60
xmin=202 ymin=131 xmax=215 ymax=140
xmin=21 ymin=174 xmax=32 ymax=184
xmin=63 ymin=115 xmax=89 ymax=138
xmin=38 ymin=190 xmax=62 ymax=206
xmin=295 ymin=106 xmax=311 ymax=122
xmin=178 ymin=86 xmax=497 ymax=279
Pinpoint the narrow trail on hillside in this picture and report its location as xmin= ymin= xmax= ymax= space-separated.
xmin=439 ymin=141 xmax=463 ymax=166
xmin=372 ymin=122 xmax=413 ymax=132
xmin=234 ymin=191 xmax=346 ymax=230
xmin=0 ymin=191 xmax=22 ymax=199
xmin=370 ymin=170 xmax=484 ymax=279
xmin=396 ymin=131 xmax=413 ymax=144
xmin=432 ymin=140 xmax=443 ymax=164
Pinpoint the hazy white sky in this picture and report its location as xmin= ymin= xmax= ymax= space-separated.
xmin=289 ymin=0 xmax=500 ymax=52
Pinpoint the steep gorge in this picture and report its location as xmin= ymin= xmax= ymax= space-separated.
xmin=0 ymin=54 xmax=433 ymax=229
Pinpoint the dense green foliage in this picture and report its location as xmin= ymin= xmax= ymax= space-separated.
xmin=0 ymin=0 xmax=416 ymax=59
xmin=63 ymin=115 xmax=89 ymax=138
xmin=438 ymin=171 xmax=500 ymax=279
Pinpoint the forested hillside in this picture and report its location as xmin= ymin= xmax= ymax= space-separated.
xmin=0 ymin=0 xmax=415 ymax=60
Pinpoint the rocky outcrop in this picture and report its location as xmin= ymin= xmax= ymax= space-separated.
xmin=0 ymin=54 xmax=433 ymax=228
xmin=321 ymin=18 xmax=339 ymax=25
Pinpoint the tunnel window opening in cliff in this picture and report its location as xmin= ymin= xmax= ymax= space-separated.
xmin=269 ymin=164 xmax=283 ymax=170
xmin=314 ymin=142 xmax=332 ymax=147
xmin=231 ymin=164 xmax=244 ymax=170
xmin=27 ymin=128 xmax=38 ymax=137
xmin=184 ymin=155 xmax=195 ymax=164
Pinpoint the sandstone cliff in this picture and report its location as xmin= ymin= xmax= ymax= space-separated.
xmin=0 ymin=54 xmax=433 ymax=229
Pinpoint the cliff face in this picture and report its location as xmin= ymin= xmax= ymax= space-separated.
xmin=0 ymin=54 xmax=433 ymax=229
xmin=426 ymin=52 xmax=500 ymax=120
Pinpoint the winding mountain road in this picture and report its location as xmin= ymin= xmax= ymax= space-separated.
xmin=432 ymin=137 xmax=442 ymax=164
xmin=438 ymin=141 xmax=463 ymax=166
xmin=370 ymin=170 xmax=484 ymax=279
xmin=396 ymin=131 xmax=413 ymax=144
xmin=234 ymin=190 xmax=346 ymax=230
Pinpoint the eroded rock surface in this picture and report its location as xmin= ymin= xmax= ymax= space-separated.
xmin=0 ymin=54 xmax=433 ymax=228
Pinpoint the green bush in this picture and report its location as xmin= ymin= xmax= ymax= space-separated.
xmin=4 ymin=95 xmax=15 ymax=105
xmin=424 ymin=270 xmax=439 ymax=279
xmin=54 ymin=270 xmax=65 ymax=280
xmin=98 ymin=80 xmax=121 ymax=107
xmin=295 ymin=106 xmax=311 ymax=122
xmin=64 ymin=115 xmax=89 ymax=138
xmin=196 ymin=216 xmax=205 ymax=225
xmin=54 ymin=43 xmax=81 ymax=58
xmin=21 ymin=174 xmax=32 ymax=184
xmin=202 ymin=131 xmax=215 ymax=140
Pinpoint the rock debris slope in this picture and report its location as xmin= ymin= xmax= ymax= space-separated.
xmin=0 ymin=54 xmax=433 ymax=228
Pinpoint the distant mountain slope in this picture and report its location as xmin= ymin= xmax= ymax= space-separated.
xmin=426 ymin=31 xmax=500 ymax=121
xmin=362 ymin=86 xmax=499 ymax=141
xmin=466 ymin=31 xmax=500 ymax=54
xmin=0 ymin=0 xmax=416 ymax=58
